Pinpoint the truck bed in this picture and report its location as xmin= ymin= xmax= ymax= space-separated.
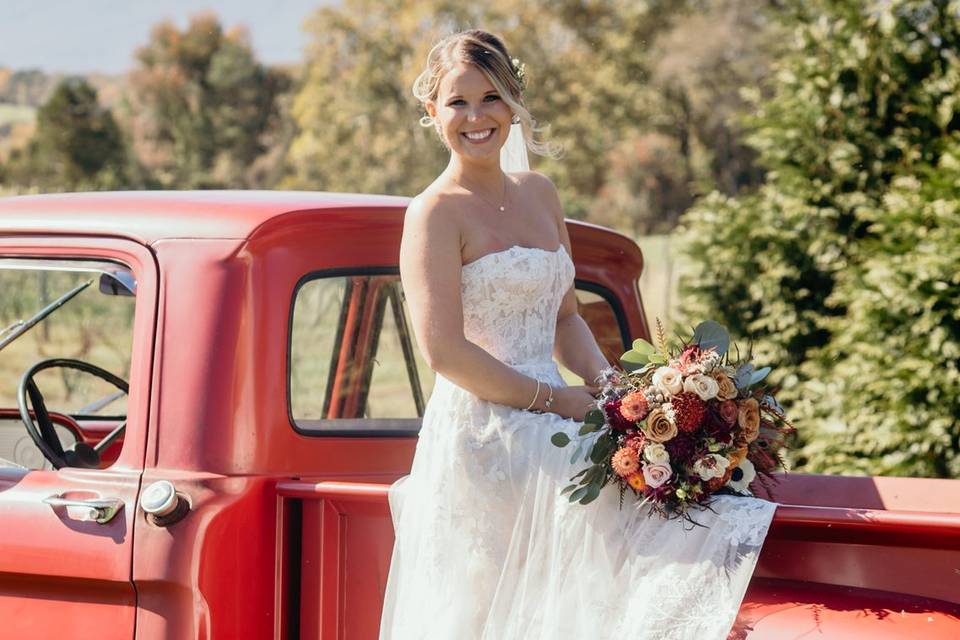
xmin=275 ymin=473 xmax=960 ymax=638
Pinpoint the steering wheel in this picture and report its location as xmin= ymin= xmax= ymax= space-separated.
xmin=18 ymin=358 xmax=129 ymax=470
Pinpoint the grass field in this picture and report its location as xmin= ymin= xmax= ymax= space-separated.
xmin=0 ymin=103 xmax=35 ymax=126
xmin=635 ymin=234 xmax=683 ymax=334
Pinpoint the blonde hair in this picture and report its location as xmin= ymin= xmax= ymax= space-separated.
xmin=412 ymin=29 xmax=561 ymax=159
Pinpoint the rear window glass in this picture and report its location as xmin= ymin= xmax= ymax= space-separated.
xmin=289 ymin=271 xmax=628 ymax=435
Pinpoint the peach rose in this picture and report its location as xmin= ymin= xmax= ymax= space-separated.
xmin=642 ymin=462 xmax=673 ymax=488
xmin=682 ymin=374 xmax=720 ymax=401
xmin=641 ymin=407 xmax=678 ymax=443
xmin=713 ymin=372 xmax=739 ymax=400
xmin=611 ymin=447 xmax=641 ymax=477
xmin=738 ymin=398 xmax=761 ymax=443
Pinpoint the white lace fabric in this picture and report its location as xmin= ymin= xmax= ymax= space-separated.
xmin=380 ymin=246 xmax=777 ymax=639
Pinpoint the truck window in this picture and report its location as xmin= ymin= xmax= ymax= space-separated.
xmin=0 ymin=259 xmax=136 ymax=469
xmin=288 ymin=271 xmax=629 ymax=435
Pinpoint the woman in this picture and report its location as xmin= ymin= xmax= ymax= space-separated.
xmin=379 ymin=29 xmax=776 ymax=640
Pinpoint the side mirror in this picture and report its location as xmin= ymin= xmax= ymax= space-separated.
xmin=99 ymin=271 xmax=136 ymax=297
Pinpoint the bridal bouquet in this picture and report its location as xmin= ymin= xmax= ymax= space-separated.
xmin=551 ymin=320 xmax=794 ymax=522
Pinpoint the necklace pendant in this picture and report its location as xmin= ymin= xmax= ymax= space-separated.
xmin=498 ymin=205 xmax=505 ymax=212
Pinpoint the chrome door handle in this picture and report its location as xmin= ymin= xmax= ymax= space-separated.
xmin=44 ymin=495 xmax=124 ymax=524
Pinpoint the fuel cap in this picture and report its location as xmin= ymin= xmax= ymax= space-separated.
xmin=140 ymin=480 xmax=179 ymax=517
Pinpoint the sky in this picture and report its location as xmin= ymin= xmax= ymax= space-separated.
xmin=0 ymin=0 xmax=335 ymax=74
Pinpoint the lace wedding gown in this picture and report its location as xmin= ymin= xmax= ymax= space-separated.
xmin=379 ymin=245 xmax=777 ymax=640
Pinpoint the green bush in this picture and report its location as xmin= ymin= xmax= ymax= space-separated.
xmin=678 ymin=0 xmax=960 ymax=477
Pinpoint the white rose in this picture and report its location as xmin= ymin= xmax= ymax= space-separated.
xmin=692 ymin=453 xmax=730 ymax=481
xmin=683 ymin=374 xmax=720 ymax=401
xmin=643 ymin=443 xmax=670 ymax=465
xmin=652 ymin=366 xmax=683 ymax=396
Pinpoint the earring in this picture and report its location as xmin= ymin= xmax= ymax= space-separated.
xmin=419 ymin=115 xmax=434 ymax=127
xmin=511 ymin=114 xmax=520 ymax=125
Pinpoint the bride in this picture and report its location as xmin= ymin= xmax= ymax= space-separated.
xmin=379 ymin=29 xmax=777 ymax=640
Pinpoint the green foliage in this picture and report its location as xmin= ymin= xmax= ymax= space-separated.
xmin=809 ymin=158 xmax=960 ymax=477
xmin=284 ymin=0 xmax=771 ymax=224
xmin=127 ymin=14 xmax=289 ymax=188
xmin=679 ymin=0 xmax=960 ymax=477
xmin=2 ymin=78 xmax=129 ymax=190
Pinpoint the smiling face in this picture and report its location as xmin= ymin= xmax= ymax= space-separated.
xmin=426 ymin=62 xmax=513 ymax=163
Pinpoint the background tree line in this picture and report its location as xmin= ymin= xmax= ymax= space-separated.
xmin=0 ymin=0 xmax=957 ymax=479
xmin=0 ymin=0 xmax=774 ymax=229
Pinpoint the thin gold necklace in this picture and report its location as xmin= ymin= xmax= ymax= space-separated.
xmin=450 ymin=172 xmax=509 ymax=213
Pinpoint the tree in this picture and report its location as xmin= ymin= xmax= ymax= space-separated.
xmin=126 ymin=13 xmax=289 ymax=188
xmin=679 ymin=0 xmax=960 ymax=477
xmin=2 ymin=77 xmax=129 ymax=190
xmin=286 ymin=0 xmax=773 ymax=231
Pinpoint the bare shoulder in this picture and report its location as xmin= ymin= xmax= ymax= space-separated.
xmin=512 ymin=170 xmax=563 ymax=222
xmin=512 ymin=170 xmax=557 ymax=193
xmin=403 ymin=188 xmax=462 ymax=245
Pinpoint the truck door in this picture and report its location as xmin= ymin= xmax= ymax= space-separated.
xmin=0 ymin=238 xmax=156 ymax=640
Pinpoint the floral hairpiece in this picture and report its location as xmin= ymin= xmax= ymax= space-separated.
xmin=511 ymin=56 xmax=527 ymax=91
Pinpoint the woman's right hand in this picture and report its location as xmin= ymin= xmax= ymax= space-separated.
xmin=550 ymin=385 xmax=598 ymax=421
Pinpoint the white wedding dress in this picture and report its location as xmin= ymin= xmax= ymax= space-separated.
xmin=379 ymin=244 xmax=777 ymax=640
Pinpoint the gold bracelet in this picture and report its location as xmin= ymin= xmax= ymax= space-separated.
xmin=524 ymin=379 xmax=541 ymax=411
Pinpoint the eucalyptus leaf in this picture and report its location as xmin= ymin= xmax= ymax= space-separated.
xmin=583 ymin=408 xmax=605 ymax=426
xmin=582 ymin=464 xmax=603 ymax=484
xmin=692 ymin=320 xmax=730 ymax=356
xmin=749 ymin=366 xmax=771 ymax=385
xmin=580 ymin=420 xmax=604 ymax=436
xmin=551 ymin=432 xmax=571 ymax=448
xmin=733 ymin=364 xmax=754 ymax=389
xmin=560 ymin=484 xmax=577 ymax=495
xmin=570 ymin=442 xmax=584 ymax=464
xmin=579 ymin=482 xmax=602 ymax=505
xmin=570 ymin=467 xmax=590 ymax=481
xmin=589 ymin=436 xmax=617 ymax=464
xmin=620 ymin=338 xmax=657 ymax=370
xmin=569 ymin=486 xmax=590 ymax=503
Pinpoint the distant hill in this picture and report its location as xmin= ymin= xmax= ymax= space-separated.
xmin=0 ymin=66 xmax=126 ymax=108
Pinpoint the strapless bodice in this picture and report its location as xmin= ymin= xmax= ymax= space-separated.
xmin=460 ymin=244 xmax=575 ymax=367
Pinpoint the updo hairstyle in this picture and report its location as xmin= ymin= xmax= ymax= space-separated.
xmin=412 ymin=29 xmax=559 ymax=158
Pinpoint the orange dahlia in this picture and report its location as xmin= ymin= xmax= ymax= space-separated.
xmin=611 ymin=447 xmax=641 ymax=477
xmin=626 ymin=472 xmax=647 ymax=491
xmin=619 ymin=391 xmax=649 ymax=422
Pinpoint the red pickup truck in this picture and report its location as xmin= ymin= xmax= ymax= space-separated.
xmin=0 ymin=191 xmax=957 ymax=639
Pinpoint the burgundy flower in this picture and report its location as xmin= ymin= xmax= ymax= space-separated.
xmin=604 ymin=399 xmax=635 ymax=431
xmin=718 ymin=399 xmax=738 ymax=426
xmin=664 ymin=432 xmax=699 ymax=465
xmin=704 ymin=407 xmax=734 ymax=444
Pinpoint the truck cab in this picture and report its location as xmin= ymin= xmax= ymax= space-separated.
xmin=0 ymin=191 xmax=957 ymax=639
